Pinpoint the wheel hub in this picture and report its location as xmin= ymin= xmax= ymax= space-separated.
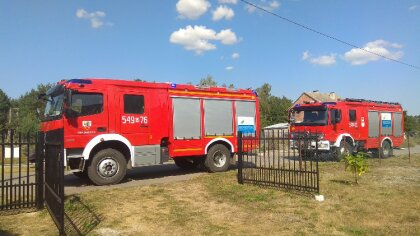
xmin=98 ymin=158 xmax=118 ymax=178
xmin=213 ymin=151 xmax=227 ymax=168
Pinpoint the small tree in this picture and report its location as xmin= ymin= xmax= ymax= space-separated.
xmin=341 ymin=152 xmax=369 ymax=184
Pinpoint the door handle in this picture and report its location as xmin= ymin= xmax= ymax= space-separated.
xmin=97 ymin=127 xmax=107 ymax=132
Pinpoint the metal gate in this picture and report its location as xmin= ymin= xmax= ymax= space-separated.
xmin=42 ymin=129 xmax=65 ymax=235
xmin=237 ymin=130 xmax=320 ymax=193
xmin=0 ymin=130 xmax=43 ymax=210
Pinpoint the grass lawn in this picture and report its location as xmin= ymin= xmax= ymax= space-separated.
xmin=0 ymin=154 xmax=419 ymax=236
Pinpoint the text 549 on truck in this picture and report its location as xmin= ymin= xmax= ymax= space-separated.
xmin=289 ymin=98 xmax=404 ymax=160
xmin=40 ymin=79 xmax=259 ymax=185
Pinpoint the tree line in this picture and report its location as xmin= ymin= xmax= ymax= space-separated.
xmin=0 ymin=83 xmax=52 ymax=134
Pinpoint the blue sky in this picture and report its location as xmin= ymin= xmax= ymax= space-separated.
xmin=1 ymin=0 xmax=419 ymax=114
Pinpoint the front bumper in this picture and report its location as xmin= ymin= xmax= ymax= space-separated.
xmin=290 ymin=140 xmax=331 ymax=150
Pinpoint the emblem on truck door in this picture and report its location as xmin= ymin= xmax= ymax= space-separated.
xmin=82 ymin=121 xmax=92 ymax=130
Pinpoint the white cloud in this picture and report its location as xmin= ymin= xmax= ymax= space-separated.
xmin=302 ymin=51 xmax=336 ymax=66
xmin=344 ymin=40 xmax=403 ymax=65
xmin=216 ymin=29 xmax=239 ymax=44
xmin=225 ymin=66 xmax=234 ymax=70
xmin=409 ymin=5 xmax=418 ymax=11
xmin=176 ymin=0 xmax=211 ymax=20
xmin=245 ymin=0 xmax=280 ymax=13
xmin=219 ymin=0 xmax=238 ymax=4
xmin=232 ymin=52 xmax=240 ymax=59
xmin=76 ymin=9 xmax=110 ymax=29
xmin=212 ymin=5 xmax=235 ymax=21
xmin=302 ymin=51 xmax=310 ymax=60
xmin=169 ymin=25 xmax=239 ymax=54
xmin=310 ymin=55 xmax=336 ymax=66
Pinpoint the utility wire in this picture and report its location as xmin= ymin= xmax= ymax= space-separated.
xmin=240 ymin=0 xmax=420 ymax=70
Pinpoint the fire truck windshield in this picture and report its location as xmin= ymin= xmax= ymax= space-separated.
xmin=291 ymin=107 xmax=328 ymax=126
xmin=43 ymin=85 xmax=64 ymax=119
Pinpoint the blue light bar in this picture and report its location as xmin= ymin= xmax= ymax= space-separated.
xmin=67 ymin=79 xmax=92 ymax=84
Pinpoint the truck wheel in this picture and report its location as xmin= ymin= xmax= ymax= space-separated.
xmin=381 ymin=141 xmax=393 ymax=158
xmin=87 ymin=148 xmax=127 ymax=186
xmin=204 ymin=144 xmax=231 ymax=172
xmin=174 ymin=157 xmax=201 ymax=170
xmin=335 ymin=140 xmax=353 ymax=161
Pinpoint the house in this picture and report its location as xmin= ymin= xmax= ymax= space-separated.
xmin=290 ymin=91 xmax=340 ymax=123
xmin=292 ymin=91 xmax=340 ymax=106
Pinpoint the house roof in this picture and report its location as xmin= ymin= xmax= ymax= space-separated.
xmin=293 ymin=91 xmax=340 ymax=104
xmin=305 ymin=91 xmax=340 ymax=102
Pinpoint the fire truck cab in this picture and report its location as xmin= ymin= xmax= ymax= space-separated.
xmin=40 ymin=79 xmax=259 ymax=185
xmin=289 ymin=99 xmax=404 ymax=160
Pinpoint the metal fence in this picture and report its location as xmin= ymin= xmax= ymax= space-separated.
xmin=42 ymin=129 xmax=65 ymax=235
xmin=0 ymin=130 xmax=43 ymax=210
xmin=237 ymin=130 xmax=320 ymax=193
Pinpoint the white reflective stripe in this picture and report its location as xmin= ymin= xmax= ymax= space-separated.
xmin=82 ymin=134 xmax=133 ymax=160
xmin=205 ymin=138 xmax=234 ymax=154
xmin=333 ymin=134 xmax=354 ymax=147
xmin=381 ymin=137 xmax=393 ymax=147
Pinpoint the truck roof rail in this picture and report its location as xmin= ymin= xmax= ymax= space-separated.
xmin=344 ymin=98 xmax=400 ymax=105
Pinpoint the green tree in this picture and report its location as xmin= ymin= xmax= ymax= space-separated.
xmin=0 ymin=89 xmax=11 ymax=131
xmin=342 ymin=152 xmax=369 ymax=184
xmin=14 ymin=83 xmax=52 ymax=133
xmin=198 ymin=75 xmax=217 ymax=87
xmin=256 ymin=83 xmax=292 ymax=128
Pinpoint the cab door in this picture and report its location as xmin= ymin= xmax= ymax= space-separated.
xmin=65 ymin=91 xmax=108 ymax=148
xmin=117 ymin=90 xmax=150 ymax=146
xmin=348 ymin=108 xmax=360 ymax=139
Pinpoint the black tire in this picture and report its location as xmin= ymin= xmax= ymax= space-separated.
xmin=334 ymin=140 xmax=353 ymax=161
xmin=174 ymin=157 xmax=202 ymax=170
xmin=204 ymin=144 xmax=231 ymax=172
xmin=73 ymin=171 xmax=88 ymax=179
xmin=381 ymin=141 xmax=393 ymax=158
xmin=87 ymin=148 xmax=127 ymax=186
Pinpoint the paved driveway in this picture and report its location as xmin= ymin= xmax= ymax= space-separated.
xmin=393 ymin=145 xmax=420 ymax=156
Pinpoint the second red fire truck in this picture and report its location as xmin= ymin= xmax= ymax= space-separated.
xmin=289 ymin=99 xmax=404 ymax=160
xmin=40 ymin=79 xmax=259 ymax=185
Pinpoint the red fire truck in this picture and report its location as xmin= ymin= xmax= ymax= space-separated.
xmin=40 ymin=79 xmax=259 ymax=185
xmin=289 ymin=98 xmax=404 ymax=160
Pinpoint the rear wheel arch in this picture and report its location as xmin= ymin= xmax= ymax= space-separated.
xmin=205 ymin=138 xmax=234 ymax=154
xmin=381 ymin=137 xmax=393 ymax=148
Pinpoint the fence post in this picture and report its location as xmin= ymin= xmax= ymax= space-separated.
xmin=315 ymin=136 xmax=320 ymax=194
xmin=237 ymin=131 xmax=243 ymax=184
xmin=407 ymin=133 xmax=411 ymax=163
xmin=35 ymin=132 xmax=44 ymax=210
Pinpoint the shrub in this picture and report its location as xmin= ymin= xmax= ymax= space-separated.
xmin=341 ymin=152 xmax=369 ymax=184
